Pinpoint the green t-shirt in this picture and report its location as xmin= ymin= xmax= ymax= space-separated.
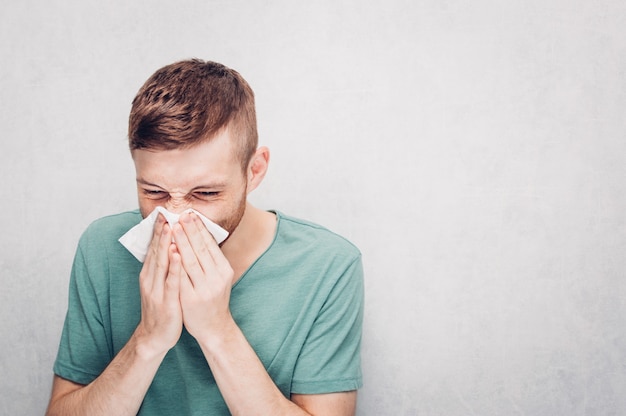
xmin=53 ymin=210 xmax=363 ymax=415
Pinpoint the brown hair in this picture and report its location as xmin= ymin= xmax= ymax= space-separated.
xmin=128 ymin=59 xmax=258 ymax=169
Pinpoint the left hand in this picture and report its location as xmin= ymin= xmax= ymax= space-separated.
xmin=171 ymin=211 xmax=235 ymax=343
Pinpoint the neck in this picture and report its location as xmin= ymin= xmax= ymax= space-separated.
xmin=221 ymin=203 xmax=277 ymax=281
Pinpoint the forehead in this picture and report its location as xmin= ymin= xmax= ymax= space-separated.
xmin=132 ymin=130 xmax=240 ymax=188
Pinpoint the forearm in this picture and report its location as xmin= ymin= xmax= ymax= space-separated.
xmin=47 ymin=329 xmax=167 ymax=416
xmin=197 ymin=319 xmax=311 ymax=416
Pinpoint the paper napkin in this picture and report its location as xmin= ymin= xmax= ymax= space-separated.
xmin=118 ymin=206 xmax=229 ymax=262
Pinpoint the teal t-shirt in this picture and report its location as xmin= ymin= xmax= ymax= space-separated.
xmin=53 ymin=210 xmax=363 ymax=415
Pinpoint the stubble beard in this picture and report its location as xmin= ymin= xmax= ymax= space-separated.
xmin=217 ymin=188 xmax=247 ymax=245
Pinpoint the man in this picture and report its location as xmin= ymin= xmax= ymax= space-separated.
xmin=47 ymin=59 xmax=363 ymax=415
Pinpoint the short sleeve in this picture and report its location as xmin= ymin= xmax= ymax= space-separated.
xmin=53 ymin=239 xmax=113 ymax=385
xmin=291 ymin=255 xmax=364 ymax=394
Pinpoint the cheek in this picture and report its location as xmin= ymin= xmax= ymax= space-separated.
xmin=137 ymin=197 xmax=159 ymax=218
xmin=190 ymin=203 xmax=222 ymax=222
xmin=192 ymin=194 xmax=244 ymax=225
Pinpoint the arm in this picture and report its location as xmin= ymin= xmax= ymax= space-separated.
xmin=46 ymin=336 xmax=166 ymax=415
xmin=292 ymin=392 xmax=357 ymax=415
xmin=173 ymin=212 xmax=357 ymax=415
xmin=196 ymin=319 xmax=357 ymax=415
xmin=47 ymin=216 xmax=183 ymax=415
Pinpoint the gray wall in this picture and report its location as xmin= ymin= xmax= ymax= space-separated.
xmin=2 ymin=1 xmax=625 ymax=414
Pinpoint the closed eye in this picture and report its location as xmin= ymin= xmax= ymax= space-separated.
xmin=193 ymin=191 xmax=219 ymax=200
xmin=143 ymin=189 xmax=168 ymax=199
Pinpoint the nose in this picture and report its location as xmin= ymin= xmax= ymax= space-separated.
xmin=164 ymin=196 xmax=192 ymax=214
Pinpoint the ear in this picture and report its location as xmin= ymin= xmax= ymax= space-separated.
xmin=246 ymin=146 xmax=270 ymax=194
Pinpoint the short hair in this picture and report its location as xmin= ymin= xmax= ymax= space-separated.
xmin=128 ymin=59 xmax=258 ymax=169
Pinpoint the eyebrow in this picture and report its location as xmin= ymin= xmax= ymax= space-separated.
xmin=136 ymin=178 xmax=162 ymax=188
xmin=136 ymin=178 xmax=228 ymax=190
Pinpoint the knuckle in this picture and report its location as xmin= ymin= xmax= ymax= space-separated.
xmin=164 ymin=276 xmax=178 ymax=289
xmin=220 ymin=265 xmax=234 ymax=279
xmin=139 ymin=271 xmax=150 ymax=286
xmin=156 ymin=256 xmax=168 ymax=271
xmin=188 ymin=258 xmax=202 ymax=272
xmin=198 ymin=244 xmax=210 ymax=258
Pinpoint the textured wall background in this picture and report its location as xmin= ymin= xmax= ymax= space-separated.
xmin=1 ymin=1 xmax=625 ymax=414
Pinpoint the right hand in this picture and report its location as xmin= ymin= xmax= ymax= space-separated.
xmin=135 ymin=214 xmax=183 ymax=356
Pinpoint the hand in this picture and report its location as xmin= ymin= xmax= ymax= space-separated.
xmin=135 ymin=214 xmax=183 ymax=356
xmin=172 ymin=211 xmax=235 ymax=343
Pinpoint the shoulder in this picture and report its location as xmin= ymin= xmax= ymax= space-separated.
xmin=274 ymin=211 xmax=361 ymax=263
xmin=69 ymin=210 xmax=143 ymax=292
xmin=78 ymin=210 xmax=142 ymax=251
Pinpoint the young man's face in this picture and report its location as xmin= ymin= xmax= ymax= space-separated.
xmin=132 ymin=128 xmax=248 ymax=235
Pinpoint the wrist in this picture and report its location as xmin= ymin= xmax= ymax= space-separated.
xmin=131 ymin=326 xmax=172 ymax=362
xmin=195 ymin=315 xmax=239 ymax=356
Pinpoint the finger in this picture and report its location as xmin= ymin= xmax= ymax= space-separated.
xmin=179 ymin=212 xmax=221 ymax=272
xmin=179 ymin=252 xmax=194 ymax=296
xmin=151 ymin=221 xmax=173 ymax=294
xmin=143 ymin=213 xmax=166 ymax=265
xmin=165 ymin=243 xmax=182 ymax=302
xmin=188 ymin=213 xmax=235 ymax=291
xmin=172 ymin=222 xmax=207 ymax=289
xmin=191 ymin=212 xmax=232 ymax=273
xmin=140 ymin=213 xmax=168 ymax=293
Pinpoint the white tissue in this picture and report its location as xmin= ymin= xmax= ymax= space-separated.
xmin=118 ymin=206 xmax=229 ymax=262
